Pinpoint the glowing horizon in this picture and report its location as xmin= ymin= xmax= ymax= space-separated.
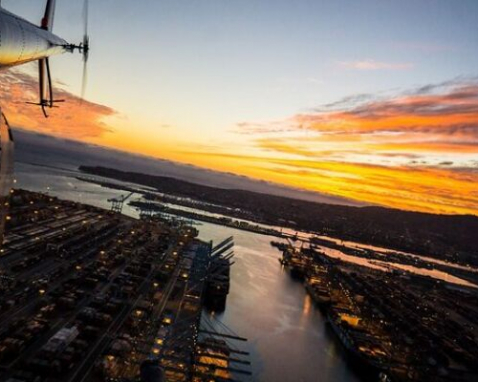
xmin=1 ymin=0 xmax=477 ymax=216
xmin=3 ymin=69 xmax=477 ymax=216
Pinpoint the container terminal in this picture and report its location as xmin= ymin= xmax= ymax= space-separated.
xmin=277 ymin=241 xmax=478 ymax=382
xmin=0 ymin=189 xmax=251 ymax=382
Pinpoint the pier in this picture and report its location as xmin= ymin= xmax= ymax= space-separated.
xmin=277 ymin=240 xmax=478 ymax=382
xmin=0 ymin=190 xmax=251 ymax=382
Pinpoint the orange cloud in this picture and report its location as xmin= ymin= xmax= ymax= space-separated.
xmin=266 ymin=159 xmax=478 ymax=215
xmin=297 ymin=83 xmax=478 ymax=139
xmin=0 ymin=69 xmax=116 ymax=139
xmin=233 ymin=80 xmax=478 ymax=215
xmin=3 ymin=66 xmax=476 ymax=216
xmin=366 ymin=142 xmax=478 ymax=154
xmin=182 ymin=151 xmax=478 ymax=215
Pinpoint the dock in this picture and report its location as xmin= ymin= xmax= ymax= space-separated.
xmin=0 ymin=189 xmax=251 ymax=382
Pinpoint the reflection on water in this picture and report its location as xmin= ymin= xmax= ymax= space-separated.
xmin=315 ymin=235 xmax=478 ymax=274
xmin=197 ymin=225 xmax=360 ymax=382
xmin=15 ymin=163 xmax=142 ymax=218
xmin=317 ymin=245 xmax=477 ymax=288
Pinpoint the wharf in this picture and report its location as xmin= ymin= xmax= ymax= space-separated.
xmin=0 ymin=190 xmax=250 ymax=382
xmin=277 ymin=240 xmax=478 ymax=382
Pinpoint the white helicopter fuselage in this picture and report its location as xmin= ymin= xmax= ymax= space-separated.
xmin=0 ymin=7 xmax=66 ymax=69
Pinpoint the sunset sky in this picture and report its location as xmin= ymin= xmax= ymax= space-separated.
xmin=1 ymin=0 xmax=478 ymax=215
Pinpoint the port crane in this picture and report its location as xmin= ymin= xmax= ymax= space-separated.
xmin=108 ymin=192 xmax=134 ymax=214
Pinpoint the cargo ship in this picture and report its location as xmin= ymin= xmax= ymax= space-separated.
xmin=326 ymin=310 xmax=389 ymax=379
xmin=204 ymin=252 xmax=231 ymax=311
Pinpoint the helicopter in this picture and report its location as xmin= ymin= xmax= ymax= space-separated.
xmin=0 ymin=0 xmax=90 ymax=244
xmin=0 ymin=0 xmax=90 ymax=117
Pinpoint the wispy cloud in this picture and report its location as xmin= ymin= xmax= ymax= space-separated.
xmin=338 ymin=59 xmax=414 ymax=71
xmin=0 ymin=69 xmax=117 ymax=139
xmin=295 ymin=81 xmax=478 ymax=140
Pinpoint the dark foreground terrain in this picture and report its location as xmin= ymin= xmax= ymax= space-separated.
xmin=0 ymin=190 xmax=248 ymax=382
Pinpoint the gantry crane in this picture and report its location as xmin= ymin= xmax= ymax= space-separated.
xmin=108 ymin=192 xmax=134 ymax=214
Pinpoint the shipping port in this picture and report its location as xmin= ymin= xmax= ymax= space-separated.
xmin=277 ymin=240 xmax=478 ymax=382
xmin=0 ymin=189 xmax=251 ymax=382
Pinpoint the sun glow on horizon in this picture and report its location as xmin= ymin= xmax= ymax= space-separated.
xmin=2 ymin=70 xmax=477 ymax=217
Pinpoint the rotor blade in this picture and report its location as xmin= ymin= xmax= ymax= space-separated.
xmin=42 ymin=0 xmax=57 ymax=31
xmin=83 ymin=0 xmax=89 ymax=38
xmin=80 ymin=0 xmax=90 ymax=101
xmin=81 ymin=59 xmax=88 ymax=100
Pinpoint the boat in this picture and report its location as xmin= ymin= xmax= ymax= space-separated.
xmin=326 ymin=311 xmax=389 ymax=379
